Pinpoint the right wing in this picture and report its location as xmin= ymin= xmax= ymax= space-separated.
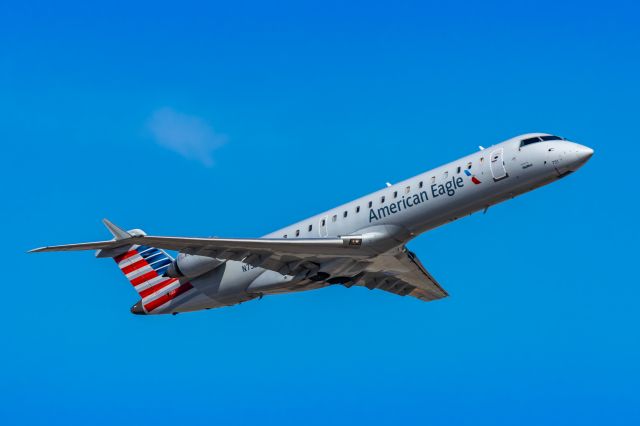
xmin=350 ymin=248 xmax=448 ymax=302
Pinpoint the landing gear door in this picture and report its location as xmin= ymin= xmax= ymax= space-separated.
xmin=490 ymin=148 xmax=508 ymax=181
xmin=319 ymin=216 xmax=329 ymax=237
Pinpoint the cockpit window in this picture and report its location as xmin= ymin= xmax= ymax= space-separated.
xmin=521 ymin=136 xmax=542 ymax=146
xmin=521 ymin=135 xmax=564 ymax=147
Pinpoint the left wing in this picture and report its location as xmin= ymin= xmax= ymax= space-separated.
xmin=29 ymin=220 xmax=373 ymax=277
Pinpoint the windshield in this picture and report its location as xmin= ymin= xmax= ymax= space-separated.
xmin=521 ymin=135 xmax=563 ymax=147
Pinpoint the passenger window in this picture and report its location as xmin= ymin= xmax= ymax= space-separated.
xmin=356 ymin=206 xmax=360 ymax=213
xmin=295 ymin=230 xmax=300 ymax=237
xmin=283 ymin=234 xmax=287 ymax=239
xmin=419 ymin=181 xmax=423 ymax=188
xmin=368 ymin=201 xmax=372 ymax=208
xmin=308 ymin=224 xmax=312 ymax=232
xmin=444 ymin=171 xmax=449 ymax=178
xmin=381 ymin=196 xmax=386 ymax=203
xmin=405 ymin=186 xmax=410 ymax=194
xmin=457 ymin=166 xmax=461 ymax=174
xmin=321 ymin=219 xmax=326 ymax=226
xmin=480 ymin=157 xmax=484 ymax=163
xmin=431 ymin=176 xmax=436 ymax=184
xmin=393 ymin=191 xmax=398 ymax=198
xmin=343 ymin=211 xmax=348 ymax=218
xmin=332 ymin=215 xmax=337 ymax=222
xmin=467 ymin=162 xmax=472 ymax=169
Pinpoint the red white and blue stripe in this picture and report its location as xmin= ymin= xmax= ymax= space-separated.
xmin=114 ymin=245 xmax=193 ymax=313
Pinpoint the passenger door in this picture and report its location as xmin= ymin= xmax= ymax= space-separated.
xmin=490 ymin=148 xmax=508 ymax=181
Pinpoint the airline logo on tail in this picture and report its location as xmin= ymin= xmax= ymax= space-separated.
xmin=115 ymin=245 xmax=193 ymax=314
xmin=464 ymin=169 xmax=482 ymax=184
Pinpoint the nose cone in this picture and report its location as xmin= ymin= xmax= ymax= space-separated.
xmin=567 ymin=144 xmax=594 ymax=171
xmin=578 ymin=145 xmax=594 ymax=162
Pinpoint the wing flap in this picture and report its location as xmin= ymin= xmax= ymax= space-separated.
xmin=354 ymin=248 xmax=448 ymax=302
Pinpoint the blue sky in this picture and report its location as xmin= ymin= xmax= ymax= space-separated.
xmin=1 ymin=1 xmax=639 ymax=424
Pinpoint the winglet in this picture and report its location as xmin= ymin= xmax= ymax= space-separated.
xmin=102 ymin=219 xmax=131 ymax=240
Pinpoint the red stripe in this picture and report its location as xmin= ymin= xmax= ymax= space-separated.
xmin=139 ymin=278 xmax=177 ymax=299
xmin=144 ymin=283 xmax=193 ymax=312
xmin=114 ymin=250 xmax=138 ymax=263
xmin=121 ymin=259 xmax=149 ymax=275
xmin=130 ymin=270 xmax=158 ymax=286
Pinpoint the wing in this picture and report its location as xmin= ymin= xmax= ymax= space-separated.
xmin=30 ymin=220 xmax=448 ymax=302
xmin=29 ymin=221 xmax=370 ymax=276
xmin=349 ymin=248 xmax=448 ymax=302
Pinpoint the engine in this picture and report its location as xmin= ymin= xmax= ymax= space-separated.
xmin=164 ymin=253 xmax=224 ymax=279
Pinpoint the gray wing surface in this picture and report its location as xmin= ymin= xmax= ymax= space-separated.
xmin=29 ymin=233 xmax=371 ymax=274
xmin=351 ymin=249 xmax=448 ymax=302
xmin=30 ymin=221 xmax=448 ymax=301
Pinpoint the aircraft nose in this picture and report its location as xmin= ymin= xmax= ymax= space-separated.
xmin=577 ymin=145 xmax=594 ymax=162
xmin=565 ymin=144 xmax=594 ymax=171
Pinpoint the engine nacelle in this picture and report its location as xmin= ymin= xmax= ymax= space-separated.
xmin=165 ymin=253 xmax=224 ymax=279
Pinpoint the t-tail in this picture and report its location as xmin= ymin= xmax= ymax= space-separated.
xmin=35 ymin=219 xmax=195 ymax=315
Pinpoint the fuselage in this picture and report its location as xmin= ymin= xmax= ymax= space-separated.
xmin=161 ymin=133 xmax=593 ymax=314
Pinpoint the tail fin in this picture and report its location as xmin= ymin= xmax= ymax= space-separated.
xmin=31 ymin=219 xmax=196 ymax=314
xmin=101 ymin=220 xmax=193 ymax=314
xmin=112 ymin=243 xmax=194 ymax=315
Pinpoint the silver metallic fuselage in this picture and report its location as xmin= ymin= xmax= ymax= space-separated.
xmin=167 ymin=133 xmax=593 ymax=313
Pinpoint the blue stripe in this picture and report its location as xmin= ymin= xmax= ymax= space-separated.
xmin=145 ymin=252 xmax=167 ymax=264
xmin=151 ymin=258 xmax=172 ymax=270
xmin=136 ymin=245 xmax=150 ymax=253
xmin=140 ymin=249 xmax=161 ymax=259
xmin=155 ymin=265 xmax=170 ymax=276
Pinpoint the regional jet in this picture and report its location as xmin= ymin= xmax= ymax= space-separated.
xmin=31 ymin=133 xmax=593 ymax=315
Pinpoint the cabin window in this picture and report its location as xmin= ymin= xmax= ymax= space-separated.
xmin=467 ymin=162 xmax=472 ymax=169
xmin=308 ymin=224 xmax=312 ymax=232
xmin=405 ymin=186 xmax=410 ymax=194
xmin=356 ymin=206 xmax=360 ymax=213
xmin=444 ymin=171 xmax=449 ymax=179
xmin=393 ymin=191 xmax=398 ymax=198
xmin=381 ymin=196 xmax=386 ymax=204
xmin=332 ymin=215 xmax=337 ymax=222
xmin=295 ymin=230 xmax=300 ymax=237
xmin=368 ymin=201 xmax=373 ymax=208
xmin=419 ymin=181 xmax=423 ymax=188
xmin=431 ymin=176 xmax=436 ymax=184
xmin=480 ymin=157 xmax=484 ymax=163
xmin=343 ymin=211 xmax=348 ymax=218
xmin=457 ymin=166 xmax=461 ymax=174
xmin=283 ymin=234 xmax=287 ymax=239
xmin=321 ymin=219 xmax=326 ymax=226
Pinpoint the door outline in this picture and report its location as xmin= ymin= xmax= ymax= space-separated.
xmin=319 ymin=215 xmax=329 ymax=237
xmin=489 ymin=148 xmax=508 ymax=181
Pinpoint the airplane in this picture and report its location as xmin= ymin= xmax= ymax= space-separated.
xmin=30 ymin=133 xmax=594 ymax=315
